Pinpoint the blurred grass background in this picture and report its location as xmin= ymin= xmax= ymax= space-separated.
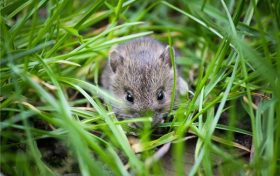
xmin=1 ymin=0 xmax=280 ymax=175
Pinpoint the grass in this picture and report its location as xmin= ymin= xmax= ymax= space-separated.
xmin=1 ymin=0 xmax=280 ymax=175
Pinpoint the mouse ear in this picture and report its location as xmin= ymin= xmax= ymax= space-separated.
xmin=159 ymin=45 xmax=175 ymax=67
xmin=109 ymin=49 xmax=124 ymax=73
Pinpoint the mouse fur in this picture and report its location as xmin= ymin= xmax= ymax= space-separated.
xmin=101 ymin=37 xmax=188 ymax=126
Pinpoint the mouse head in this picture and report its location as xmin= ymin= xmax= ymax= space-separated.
xmin=108 ymin=45 xmax=177 ymax=125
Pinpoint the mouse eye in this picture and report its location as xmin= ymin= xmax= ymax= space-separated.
xmin=157 ymin=90 xmax=164 ymax=101
xmin=126 ymin=91 xmax=134 ymax=103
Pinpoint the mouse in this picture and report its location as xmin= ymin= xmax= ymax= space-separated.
xmin=101 ymin=37 xmax=188 ymax=127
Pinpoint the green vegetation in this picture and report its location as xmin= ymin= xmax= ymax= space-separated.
xmin=1 ymin=0 xmax=279 ymax=175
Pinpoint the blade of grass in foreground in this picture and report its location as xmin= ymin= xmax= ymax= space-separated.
xmin=11 ymin=55 xmax=106 ymax=175
xmin=61 ymin=78 xmax=144 ymax=174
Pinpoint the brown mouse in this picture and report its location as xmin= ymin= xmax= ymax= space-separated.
xmin=101 ymin=37 xmax=187 ymax=127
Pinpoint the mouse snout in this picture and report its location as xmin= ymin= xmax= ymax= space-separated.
xmin=152 ymin=113 xmax=168 ymax=126
xmin=131 ymin=103 xmax=153 ymax=114
xmin=127 ymin=111 xmax=167 ymax=130
xmin=136 ymin=107 xmax=154 ymax=117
